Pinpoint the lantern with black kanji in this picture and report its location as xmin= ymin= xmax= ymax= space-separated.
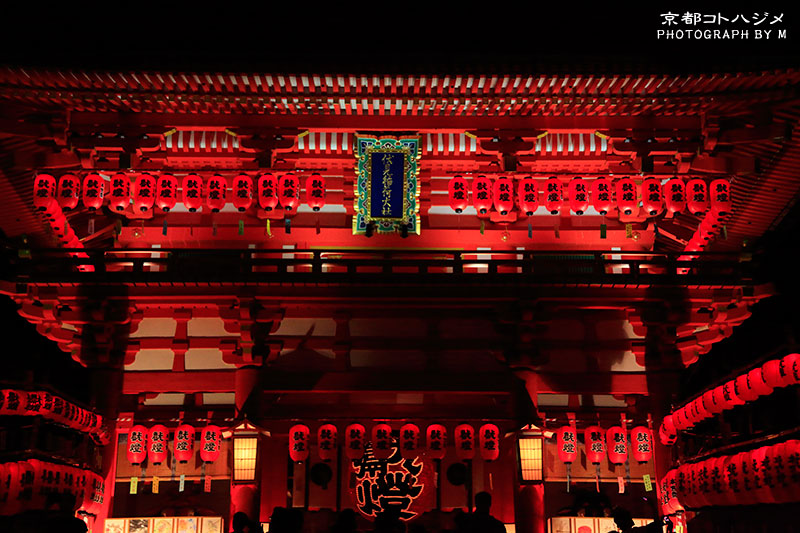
xmin=81 ymin=173 xmax=104 ymax=211
xmin=584 ymin=426 xmax=606 ymax=464
xmin=206 ymin=175 xmax=227 ymax=212
xmin=317 ymin=424 xmax=338 ymax=462
xmin=372 ymin=423 xmax=394 ymax=460
xmin=663 ymin=178 xmax=686 ymax=215
xmin=710 ymin=179 xmax=732 ymax=217
xmin=181 ymin=174 xmax=203 ymax=212
xmin=735 ymin=372 xmax=760 ymax=403
xmin=400 ymin=423 xmax=420 ymax=460
xmin=306 ymin=173 xmax=326 ymax=212
xmin=33 ymin=174 xmax=56 ymax=211
xmin=448 ymin=175 xmax=469 ymax=213
xmin=471 ymin=176 xmax=493 ymax=215
xmin=57 ymin=174 xmax=81 ymax=210
xmin=568 ymin=177 xmax=589 ymax=215
xmin=517 ymin=178 xmax=538 ymax=216
xmin=591 ymin=177 xmax=613 ymax=215
xmin=345 ymin=423 xmax=366 ymax=460
xmin=289 ymin=424 xmax=310 ymax=463
xmin=631 ymin=426 xmax=653 ymax=463
xmin=0 ymin=389 xmax=22 ymax=416
xmin=748 ymin=367 xmax=774 ymax=397
xmin=606 ymin=426 xmax=628 ymax=465
xmin=426 ymin=424 xmax=447 ymax=460
xmin=778 ymin=353 xmax=800 ymax=387
xmin=156 ymin=173 xmax=178 ymax=212
xmin=147 ymin=425 xmax=168 ymax=465
xmin=127 ymin=425 xmax=148 ymax=465
xmin=455 ymin=423 xmax=475 ymax=461
xmin=686 ymin=178 xmax=709 ymax=215
xmin=174 ymin=423 xmax=195 ymax=464
xmin=557 ymin=426 xmax=578 ymax=464
xmin=641 ymin=178 xmax=663 ymax=216
xmin=132 ymin=174 xmax=156 ymax=212
xmin=479 ymin=423 xmax=500 ymax=462
xmin=493 ymin=177 xmax=514 ymax=215
xmin=544 ymin=177 xmax=563 ymax=215
xmin=233 ymin=174 xmax=253 ymax=212
xmin=615 ymin=177 xmax=638 ymax=216
xmin=258 ymin=173 xmax=279 ymax=211
xmin=21 ymin=391 xmax=42 ymax=418
xmin=200 ymin=425 xmax=221 ymax=463
xmin=278 ymin=173 xmax=300 ymax=212
xmin=108 ymin=173 xmax=130 ymax=212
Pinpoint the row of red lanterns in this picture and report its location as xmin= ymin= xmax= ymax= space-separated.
xmin=31 ymin=177 xmax=93 ymax=268
xmin=0 ymin=460 xmax=104 ymax=517
xmin=448 ymin=176 xmax=732 ymax=218
xmin=659 ymin=353 xmax=800 ymax=445
xmin=556 ymin=425 xmax=653 ymax=465
xmin=0 ymin=389 xmax=107 ymax=442
xmin=126 ymin=424 xmax=221 ymax=466
xmin=33 ymin=172 xmax=327 ymax=214
xmin=288 ymin=422 xmax=501 ymax=463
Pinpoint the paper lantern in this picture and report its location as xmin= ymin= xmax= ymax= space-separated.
xmin=734 ymin=372 xmax=757 ymax=404
xmin=766 ymin=443 xmax=791 ymax=503
xmin=556 ymin=426 xmax=578 ymax=464
xmin=471 ymin=176 xmax=493 ymax=215
xmin=257 ymin=173 xmax=279 ymax=211
xmin=568 ymin=177 xmax=589 ymax=215
xmin=371 ymin=423 xmax=394 ymax=460
xmin=517 ymin=178 xmax=538 ymax=215
xmin=751 ymin=446 xmax=777 ymax=504
xmin=181 ymin=174 xmax=203 ymax=212
xmin=672 ymin=407 xmax=689 ymax=431
xmin=232 ymin=174 xmax=253 ymax=212
xmin=345 ymin=423 xmax=366 ymax=460
xmin=0 ymin=389 xmax=22 ymax=415
xmin=0 ymin=463 xmax=7 ymax=509
xmin=447 ymin=175 xmax=469 ymax=213
xmin=543 ymin=177 xmax=563 ymax=215
xmin=455 ymin=423 xmax=475 ymax=461
xmin=206 ymin=175 xmax=227 ymax=212
xmin=127 ymin=425 xmax=148 ymax=465
xmin=659 ymin=418 xmax=677 ymax=446
xmin=21 ymin=391 xmax=43 ymax=417
xmin=317 ymin=424 xmax=338 ymax=462
xmin=278 ymin=173 xmax=300 ymax=212
xmin=710 ymin=179 xmax=732 ymax=216
xmin=33 ymin=174 xmax=57 ymax=211
xmin=155 ymin=173 xmax=178 ymax=212
xmin=762 ymin=359 xmax=783 ymax=389
xmin=79 ymin=173 xmax=104 ymax=211
xmin=686 ymin=179 xmax=709 ymax=215
xmin=631 ymin=426 xmax=653 ymax=463
xmin=590 ymin=177 xmax=613 ymax=215
xmin=615 ymin=177 xmax=638 ymax=216
xmin=426 ymin=424 xmax=447 ymax=460
xmin=784 ymin=440 xmax=800 ymax=502
xmin=150 ymin=424 xmax=173 ymax=466
xmin=663 ymin=178 xmax=686 ymax=215
xmin=584 ymin=426 xmax=605 ymax=463
xmin=17 ymin=461 xmax=35 ymax=512
xmin=478 ymin=423 xmax=500 ymax=462
xmin=3 ymin=462 xmax=21 ymax=515
xmin=606 ymin=426 xmax=628 ymax=465
xmin=748 ymin=367 xmax=774 ymax=397
xmin=84 ymin=472 xmax=104 ymax=515
xmin=200 ymin=425 xmax=221 ymax=463
xmin=641 ymin=178 xmax=663 ymax=216
xmin=132 ymin=174 xmax=156 ymax=212
xmin=707 ymin=457 xmax=726 ymax=507
xmin=493 ymin=177 xmax=514 ymax=215
xmin=721 ymin=379 xmax=745 ymax=409
xmin=57 ymin=174 xmax=81 ymax=210
xmin=174 ymin=423 xmax=195 ymax=464
xmin=773 ymin=442 xmax=800 ymax=503
xmin=703 ymin=389 xmax=723 ymax=416
xmin=289 ymin=424 xmax=310 ymax=463
xmin=305 ymin=173 xmax=326 ymax=212
xmin=400 ymin=423 xmax=421 ymax=460
xmin=108 ymin=173 xmax=131 ymax=212
xmin=778 ymin=353 xmax=800 ymax=387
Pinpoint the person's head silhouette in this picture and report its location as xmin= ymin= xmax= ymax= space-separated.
xmin=475 ymin=491 xmax=493 ymax=514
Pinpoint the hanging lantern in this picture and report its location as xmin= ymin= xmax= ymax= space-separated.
xmin=132 ymin=173 xmax=156 ymax=213
xmin=33 ymin=174 xmax=57 ymax=211
xmin=200 ymin=425 xmax=222 ymax=463
xmin=663 ymin=178 xmax=686 ymax=215
xmin=174 ymin=423 xmax=195 ymax=464
xmin=762 ymin=359 xmax=784 ymax=389
xmin=773 ymin=442 xmax=798 ymax=503
xmin=748 ymin=367 xmax=774 ymax=397
xmin=659 ymin=418 xmax=677 ymax=446
xmin=371 ymin=423 xmax=394 ymax=460
xmin=278 ymin=173 xmax=300 ymax=212
xmin=493 ymin=177 xmax=514 ymax=215
xmin=751 ymin=446 xmax=776 ymax=504
xmin=471 ymin=176 xmax=493 ymax=215
xmin=81 ymin=173 xmax=105 ymax=211
xmin=447 ymin=175 xmax=470 ymax=213
xmin=258 ymin=173 xmax=279 ymax=211
xmin=345 ymin=423 xmax=366 ymax=460
xmin=641 ymin=178 xmax=663 ymax=216
xmin=181 ymin=174 xmax=203 ymax=212
xmin=590 ymin=177 xmax=613 ymax=215
xmin=147 ymin=425 xmax=168 ymax=465
xmin=206 ymin=175 xmax=227 ymax=212
xmin=232 ymin=174 xmax=253 ymax=212
xmin=57 ymin=174 xmax=81 ymax=210
xmin=686 ymin=178 xmax=708 ymax=215
xmin=127 ymin=425 xmax=148 ymax=465
xmin=107 ymin=173 xmax=131 ymax=212
xmin=478 ymin=423 xmax=500 ymax=462
xmin=615 ymin=177 xmax=638 ymax=216
xmin=584 ymin=425 xmax=606 ymax=491
xmin=426 ymin=424 xmax=447 ymax=460
xmin=455 ymin=423 xmax=475 ymax=461
xmin=765 ymin=444 xmax=791 ymax=504
xmin=544 ymin=177 xmax=563 ymax=215
xmin=778 ymin=353 xmax=800 ymax=387
xmin=630 ymin=426 xmax=653 ymax=463
xmin=84 ymin=472 xmax=104 ymax=515
xmin=155 ymin=173 xmax=178 ymax=212
xmin=721 ymin=379 xmax=746 ymax=409
xmin=0 ymin=389 xmax=22 ymax=415
xmin=703 ymin=389 xmax=723 ymax=416
xmin=606 ymin=426 xmax=628 ymax=465
xmin=317 ymin=423 xmax=338 ymax=462
xmin=672 ymin=407 xmax=690 ymax=431
xmin=707 ymin=457 xmax=727 ymax=507
xmin=400 ymin=423 xmax=421 ymax=460
xmin=556 ymin=426 xmax=578 ymax=464
xmin=735 ymin=372 xmax=760 ymax=403
xmin=3 ymin=462 xmax=21 ymax=515
xmin=289 ymin=424 xmax=310 ymax=463
xmin=517 ymin=178 xmax=538 ymax=216
xmin=306 ymin=173 xmax=326 ymax=212
xmin=568 ymin=177 xmax=589 ymax=215
xmin=710 ymin=179 xmax=732 ymax=217
xmin=21 ymin=391 xmax=42 ymax=417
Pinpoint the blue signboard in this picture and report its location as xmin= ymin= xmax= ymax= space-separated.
xmin=369 ymin=151 xmax=405 ymax=219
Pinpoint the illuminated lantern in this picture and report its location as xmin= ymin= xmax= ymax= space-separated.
xmin=748 ymin=367 xmax=774 ymax=397
xmin=784 ymin=440 xmax=800 ymax=502
xmin=455 ymin=423 xmax=475 ymax=461
xmin=766 ymin=444 xmax=790 ymax=503
xmin=181 ymin=174 xmax=203 ymax=212
xmin=200 ymin=425 xmax=221 ymax=463
xmin=479 ymin=423 xmax=500 ymax=462
xmin=584 ymin=426 xmax=605 ymax=463
xmin=706 ymin=457 xmax=726 ymax=507
xmin=556 ymin=426 xmax=578 ymax=464
xmin=686 ymin=179 xmax=709 ymax=215
xmin=721 ymin=379 xmax=745 ymax=409
xmin=591 ymin=177 xmax=613 ymax=215
xmin=57 ymin=174 xmax=81 ymax=210
xmin=107 ymin=173 xmax=130 ymax=212
xmin=372 ymin=423 xmax=394 ymax=460
xmin=400 ymin=423 xmax=421 ymax=460
xmin=127 ymin=425 xmax=148 ymax=465
xmin=471 ymin=176 xmax=493 ymax=215
xmin=517 ymin=178 xmax=538 ymax=216
xmin=694 ymin=460 xmax=713 ymax=508
xmin=278 ymin=173 xmax=300 ymax=212
xmin=672 ymin=407 xmax=689 ymax=431
xmin=174 ymin=423 xmax=195 ymax=464
xmin=257 ymin=173 xmax=279 ymax=211
xmin=21 ymin=391 xmax=42 ymax=417
xmin=305 ymin=173 xmax=326 ymax=212
xmin=773 ymin=442 xmax=798 ymax=503
xmin=17 ymin=461 xmax=35 ymax=511
xmin=710 ymin=179 xmax=732 ymax=217
xmin=615 ymin=177 xmax=638 ymax=216
xmin=751 ymin=446 xmax=776 ymax=504
xmin=663 ymin=178 xmax=686 ymax=215
xmin=426 ymin=424 xmax=447 ymax=460
xmin=658 ymin=416 xmax=677 ymax=446
xmin=606 ymin=426 xmax=627 ymax=465
xmin=0 ymin=463 xmax=7 ymax=508
xmin=447 ymin=175 xmax=469 ymax=214
xmin=0 ymin=389 xmax=22 ymax=415
xmin=289 ymin=424 xmax=310 ymax=463
xmin=704 ymin=389 xmax=723 ymax=416
xmin=568 ymin=177 xmax=589 ymax=215
xmin=4 ymin=462 xmax=21 ymax=515
xmin=82 ymin=173 xmax=105 ymax=211
xmin=206 ymin=175 xmax=227 ymax=212
xmin=132 ymin=174 xmax=156 ymax=212
xmin=345 ymin=423 xmax=366 ymax=460
xmin=641 ymin=178 xmax=663 ymax=216
xmin=84 ymin=472 xmax=105 ymax=515
xmin=155 ymin=173 xmax=178 ymax=212
xmin=631 ymin=426 xmax=653 ymax=463
xmin=317 ymin=424 xmax=338 ymax=462
xmin=762 ymin=359 xmax=783 ymax=389
xmin=493 ymin=177 xmax=514 ymax=215
xmin=735 ymin=373 xmax=759 ymax=403
xmin=778 ymin=353 xmax=800 ymax=387
xmin=33 ymin=174 xmax=57 ymax=211
xmin=543 ymin=177 xmax=563 ymax=215
xmin=232 ymin=174 xmax=253 ymax=212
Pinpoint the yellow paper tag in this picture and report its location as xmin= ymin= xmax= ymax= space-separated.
xmin=152 ymin=476 xmax=159 ymax=494
xmin=617 ymin=476 xmax=625 ymax=494
xmin=643 ymin=474 xmax=653 ymax=492
xmin=130 ymin=477 xmax=138 ymax=494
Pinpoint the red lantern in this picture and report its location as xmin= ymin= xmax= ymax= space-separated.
xmin=455 ymin=423 xmax=475 ymax=461
xmin=606 ymin=426 xmax=628 ymax=465
xmin=400 ymin=423 xmax=420 ymax=460
xmin=703 ymin=389 xmax=723 ymax=416
xmin=57 ymin=174 xmax=81 ymax=210
xmin=447 ymin=175 xmax=469 ymax=213
xmin=663 ymin=178 xmax=686 ymax=215
xmin=630 ymin=426 xmax=653 ymax=463
xmin=132 ymin=173 xmax=156 ymax=212
xmin=232 ymin=174 xmax=253 ymax=212
xmin=174 ymin=424 xmax=195 ymax=464
xmin=778 ymin=353 xmax=800 ymax=387
xmin=155 ymin=174 xmax=178 ymax=212
xmin=659 ymin=416 xmax=677 ymax=446
xmin=706 ymin=457 xmax=727 ymax=507
xmin=278 ymin=173 xmax=300 ymax=212
xmin=289 ymin=424 xmax=310 ymax=463
xmin=591 ymin=177 xmax=613 ymax=215
xmin=181 ymin=174 xmax=204 ymax=212
xmin=721 ymin=379 xmax=745 ymax=409
xmin=81 ymin=173 xmax=105 ymax=211
xmin=751 ymin=446 xmax=777 ymax=504
xmin=33 ymin=174 xmax=57 ymax=211
xmin=0 ymin=463 xmax=7 ymax=509
xmin=672 ymin=407 xmax=689 ymax=431
xmin=200 ymin=425 xmax=221 ymax=463
xmin=84 ymin=472 xmax=104 ymax=515
xmin=762 ymin=359 xmax=783 ymax=389
xmin=478 ymin=423 xmax=500 ymax=462
xmin=471 ymin=176 xmax=493 ymax=215
xmin=108 ymin=173 xmax=131 ymax=212
xmin=306 ymin=173 xmax=326 ymax=212
xmin=127 ymin=425 xmax=148 ymax=465
xmin=258 ymin=173 xmax=279 ymax=211
xmin=641 ymin=178 xmax=663 ymax=216
xmin=568 ymin=177 xmax=589 ymax=215
xmin=556 ymin=426 xmax=578 ymax=463
xmin=748 ymin=367 xmax=774 ymax=397
xmin=0 ymin=389 xmax=22 ymax=415
xmin=206 ymin=175 xmax=227 ymax=212
xmin=20 ymin=391 xmax=42 ymax=417
xmin=318 ymin=423 xmax=338 ymax=462
xmin=371 ymin=423 xmax=394 ymax=460
xmin=735 ymin=373 xmax=759 ymax=403
xmin=147 ymin=425 xmax=168 ymax=465
xmin=517 ymin=178 xmax=538 ymax=216
xmin=767 ymin=443 xmax=791 ymax=503
xmin=426 ymin=424 xmax=447 ymax=460
xmin=345 ymin=423 xmax=366 ymax=460
xmin=544 ymin=177 xmax=563 ymax=215
xmin=686 ymin=178 xmax=709 ymax=215
xmin=4 ymin=462 xmax=21 ymax=515
xmin=710 ymin=179 xmax=732 ymax=217
xmin=615 ymin=177 xmax=638 ymax=216
xmin=584 ymin=426 xmax=606 ymax=463
xmin=784 ymin=440 xmax=800 ymax=501
xmin=493 ymin=177 xmax=514 ymax=215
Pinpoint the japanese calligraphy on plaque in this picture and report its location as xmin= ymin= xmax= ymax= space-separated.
xmin=352 ymin=443 xmax=426 ymax=521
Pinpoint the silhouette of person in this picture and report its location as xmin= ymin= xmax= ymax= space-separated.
xmin=612 ymin=507 xmax=671 ymax=533
xmin=470 ymin=492 xmax=506 ymax=533
xmin=331 ymin=509 xmax=359 ymax=533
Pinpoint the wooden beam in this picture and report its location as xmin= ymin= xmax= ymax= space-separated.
xmin=122 ymin=370 xmax=235 ymax=394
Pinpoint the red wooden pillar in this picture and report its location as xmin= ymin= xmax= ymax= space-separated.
xmin=514 ymin=483 xmax=545 ymax=533
xmin=230 ymin=366 xmax=261 ymax=526
xmin=91 ymin=367 xmax=123 ymax=533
